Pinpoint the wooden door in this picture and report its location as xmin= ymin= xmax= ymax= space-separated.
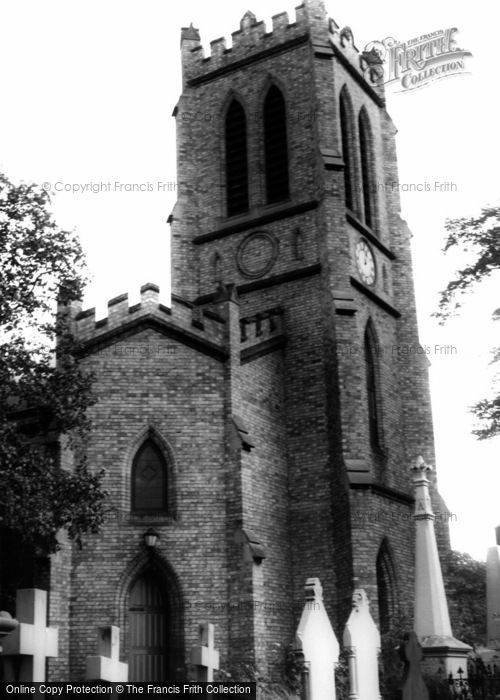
xmin=129 ymin=572 xmax=168 ymax=681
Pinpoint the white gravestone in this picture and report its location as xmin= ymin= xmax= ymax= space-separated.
xmin=343 ymin=587 xmax=381 ymax=700
xmin=190 ymin=622 xmax=220 ymax=682
xmin=86 ymin=625 xmax=128 ymax=682
xmin=295 ymin=578 xmax=339 ymax=700
xmin=2 ymin=589 xmax=58 ymax=682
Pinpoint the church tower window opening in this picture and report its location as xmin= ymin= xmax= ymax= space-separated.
xmin=358 ymin=107 xmax=377 ymax=232
xmin=364 ymin=322 xmax=382 ymax=451
xmin=225 ymin=100 xmax=249 ymax=217
xmin=263 ymin=85 xmax=289 ymax=204
xmin=339 ymin=86 xmax=358 ymax=215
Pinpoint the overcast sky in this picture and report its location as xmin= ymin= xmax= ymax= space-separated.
xmin=0 ymin=0 xmax=498 ymax=559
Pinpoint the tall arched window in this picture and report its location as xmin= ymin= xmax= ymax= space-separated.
xmin=225 ymin=100 xmax=249 ymax=217
xmin=376 ymin=539 xmax=398 ymax=634
xmin=364 ymin=322 xmax=381 ymax=450
xmin=339 ymin=86 xmax=357 ymax=214
xmin=358 ymin=107 xmax=376 ymax=231
xmin=131 ymin=440 xmax=168 ymax=514
xmin=212 ymin=252 xmax=222 ymax=286
xmin=264 ymin=85 xmax=289 ymax=204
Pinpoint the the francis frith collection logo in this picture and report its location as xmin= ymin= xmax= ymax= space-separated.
xmin=364 ymin=28 xmax=472 ymax=92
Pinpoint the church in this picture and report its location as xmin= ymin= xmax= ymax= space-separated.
xmin=40 ymin=0 xmax=449 ymax=682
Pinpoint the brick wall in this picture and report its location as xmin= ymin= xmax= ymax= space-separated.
xmin=68 ymin=294 xmax=229 ymax=679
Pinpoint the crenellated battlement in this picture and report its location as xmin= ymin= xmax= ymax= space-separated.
xmin=180 ymin=2 xmax=326 ymax=83
xmin=68 ymin=283 xmax=227 ymax=351
xmin=240 ymin=308 xmax=285 ymax=346
xmin=180 ymin=1 xmax=383 ymax=95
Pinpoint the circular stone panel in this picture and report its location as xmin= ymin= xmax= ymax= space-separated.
xmin=236 ymin=231 xmax=279 ymax=279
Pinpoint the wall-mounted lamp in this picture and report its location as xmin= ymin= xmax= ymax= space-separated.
xmin=143 ymin=528 xmax=159 ymax=548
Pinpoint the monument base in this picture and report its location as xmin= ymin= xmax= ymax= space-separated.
xmin=420 ymin=635 xmax=472 ymax=679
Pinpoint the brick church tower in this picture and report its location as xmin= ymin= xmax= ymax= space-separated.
xmin=45 ymin=0 xmax=448 ymax=683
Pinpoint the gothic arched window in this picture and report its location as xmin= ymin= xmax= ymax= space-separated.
xmin=264 ymin=85 xmax=289 ymax=204
xmin=364 ymin=322 xmax=381 ymax=450
xmin=376 ymin=539 xmax=398 ymax=634
xmin=225 ymin=100 xmax=249 ymax=217
xmin=358 ymin=107 xmax=377 ymax=231
xmin=212 ymin=252 xmax=222 ymax=286
xmin=339 ymin=87 xmax=357 ymax=214
xmin=131 ymin=440 xmax=168 ymax=514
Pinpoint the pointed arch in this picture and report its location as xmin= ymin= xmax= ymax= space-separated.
xmin=292 ymin=228 xmax=304 ymax=260
xmin=211 ymin=251 xmax=222 ymax=286
xmin=364 ymin=320 xmax=382 ymax=450
xmin=225 ymin=98 xmax=249 ymax=216
xmin=358 ymin=107 xmax=377 ymax=232
xmin=114 ymin=550 xmax=185 ymax=682
xmin=127 ymin=426 xmax=177 ymax=518
xmin=131 ymin=440 xmax=167 ymax=513
xmin=376 ymin=538 xmax=399 ymax=633
xmin=339 ymin=86 xmax=359 ymax=215
xmin=382 ymin=264 xmax=388 ymax=293
xmin=263 ymin=85 xmax=289 ymax=204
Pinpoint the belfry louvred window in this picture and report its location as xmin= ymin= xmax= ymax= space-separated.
xmin=225 ymin=100 xmax=249 ymax=217
xmin=131 ymin=440 xmax=168 ymax=513
xmin=339 ymin=86 xmax=356 ymax=214
xmin=364 ymin=323 xmax=381 ymax=450
xmin=358 ymin=107 xmax=376 ymax=231
xmin=264 ymin=86 xmax=289 ymax=204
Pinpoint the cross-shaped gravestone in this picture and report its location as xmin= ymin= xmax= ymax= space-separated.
xmin=399 ymin=631 xmax=429 ymax=700
xmin=190 ymin=622 xmax=220 ymax=682
xmin=86 ymin=626 xmax=128 ymax=682
xmin=295 ymin=578 xmax=339 ymax=700
xmin=2 ymin=589 xmax=58 ymax=682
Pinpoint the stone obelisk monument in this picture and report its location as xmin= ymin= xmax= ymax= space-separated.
xmin=486 ymin=526 xmax=500 ymax=648
xmin=412 ymin=456 xmax=471 ymax=677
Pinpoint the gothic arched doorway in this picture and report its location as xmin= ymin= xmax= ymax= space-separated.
xmin=128 ymin=570 xmax=169 ymax=681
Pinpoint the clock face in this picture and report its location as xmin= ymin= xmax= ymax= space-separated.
xmin=355 ymin=239 xmax=376 ymax=286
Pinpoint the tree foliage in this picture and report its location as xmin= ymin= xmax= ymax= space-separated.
xmin=443 ymin=550 xmax=486 ymax=648
xmin=377 ymin=608 xmax=412 ymax=700
xmin=436 ymin=206 xmax=500 ymax=440
xmin=436 ymin=206 xmax=500 ymax=321
xmin=0 ymin=172 xmax=106 ymax=555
